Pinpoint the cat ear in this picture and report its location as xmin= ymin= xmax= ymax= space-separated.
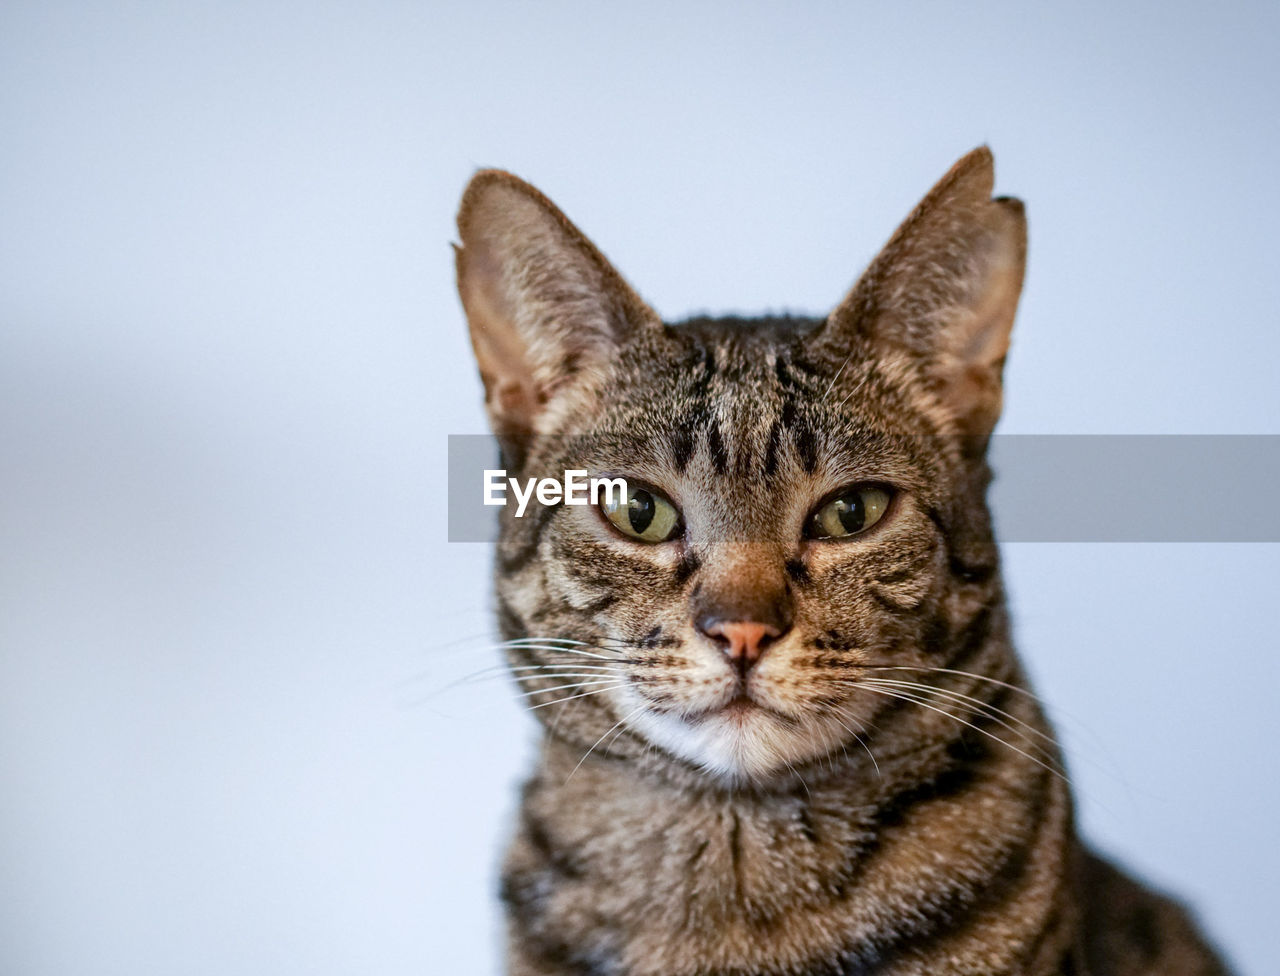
xmin=455 ymin=170 xmax=660 ymax=446
xmin=816 ymin=146 xmax=1026 ymax=444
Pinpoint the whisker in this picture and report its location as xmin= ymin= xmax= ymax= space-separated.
xmin=464 ymin=660 xmax=618 ymax=681
xmin=827 ymin=707 xmax=881 ymax=778
xmin=499 ymin=642 xmax=626 ymax=661
xmin=419 ymin=657 xmax=622 ymax=697
xmin=859 ymin=682 xmax=1057 ymax=770
xmin=511 ymin=671 xmax=623 ymax=683
xmin=782 ymin=758 xmax=813 ymax=801
xmin=526 ymin=684 xmax=628 ymax=711
xmin=832 ymin=369 xmax=870 ymax=410
xmin=501 ymin=635 xmax=662 ymax=662
xmin=507 ymin=663 xmax=620 ymax=673
xmin=504 ymin=636 xmax=630 ymax=650
xmin=501 ymin=636 xmax=602 ymax=644
xmin=838 ymin=663 xmax=1129 ymax=795
xmin=510 ymin=673 xmax=625 ymax=689
xmin=849 ymin=664 xmax=1043 ymax=703
xmin=567 ymin=704 xmax=647 ymax=782
xmin=852 ymin=684 xmax=1069 ymax=785
xmin=404 ymin=661 xmax=525 ymax=700
xmin=859 ymin=678 xmax=1057 ymax=749
xmin=821 ymin=351 xmax=853 ymax=399
xmin=858 ymin=679 xmax=1055 ymax=760
xmin=513 ymin=678 xmax=624 ymax=700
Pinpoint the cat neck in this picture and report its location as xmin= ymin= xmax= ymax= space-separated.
xmin=509 ymin=711 xmax=1074 ymax=968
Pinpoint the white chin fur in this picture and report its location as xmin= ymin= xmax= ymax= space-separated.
xmin=618 ymin=688 xmax=840 ymax=783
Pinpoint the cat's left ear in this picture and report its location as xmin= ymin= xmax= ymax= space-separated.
xmin=455 ymin=171 xmax=661 ymax=447
xmin=814 ymin=147 xmax=1026 ymax=444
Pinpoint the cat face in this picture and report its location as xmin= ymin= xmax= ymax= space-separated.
xmin=456 ymin=149 xmax=1025 ymax=783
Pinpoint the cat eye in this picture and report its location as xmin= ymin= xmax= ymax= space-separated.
xmin=601 ymin=484 xmax=682 ymax=543
xmin=807 ymin=485 xmax=893 ymax=540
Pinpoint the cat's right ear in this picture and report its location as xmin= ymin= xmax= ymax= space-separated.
xmin=455 ymin=171 xmax=660 ymax=451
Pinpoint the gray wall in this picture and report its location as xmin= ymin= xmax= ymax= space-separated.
xmin=2 ymin=2 xmax=1276 ymax=973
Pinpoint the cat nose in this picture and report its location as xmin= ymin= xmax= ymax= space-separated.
xmin=698 ymin=618 xmax=788 ymax=674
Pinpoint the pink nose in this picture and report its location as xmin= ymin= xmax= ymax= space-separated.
xmin=699 ymin=619 xmax=783 ymax=673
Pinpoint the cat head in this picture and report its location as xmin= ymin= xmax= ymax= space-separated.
xmin=455 ymin=148 xmax=1026 ymax=784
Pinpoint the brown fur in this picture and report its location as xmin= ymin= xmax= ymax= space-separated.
xmin=454 ymin=148 xmax=1232 ymax=975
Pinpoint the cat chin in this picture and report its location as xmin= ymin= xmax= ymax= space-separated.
xmin=615 ymin=687 xmax=844 ymax=784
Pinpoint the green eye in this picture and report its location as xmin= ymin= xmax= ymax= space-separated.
xmin=601 ymin=485 xmax=681 ymax=543
xmin=808 ymin=485 xmax=893 ymax=540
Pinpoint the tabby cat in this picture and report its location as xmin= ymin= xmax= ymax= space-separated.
xmin=453 ymin=148 xmax=1231 ymax=975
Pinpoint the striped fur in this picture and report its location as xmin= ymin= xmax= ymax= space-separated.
xmin=455 ymin=149 xmax=1231 ymax=975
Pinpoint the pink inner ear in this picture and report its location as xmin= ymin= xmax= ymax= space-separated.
xmin=458 ymin=227 xmax=547 ymax=423
xmin=456 ymin=170 xmax=664 ymax=445
xmin=954 ymin=234 xmax=1022 ymax=368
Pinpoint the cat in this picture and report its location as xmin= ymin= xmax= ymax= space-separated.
xmin=453 ymin=148 xmax=1232 ymax=975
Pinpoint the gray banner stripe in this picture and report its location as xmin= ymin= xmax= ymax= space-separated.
xmin=447 ymin=434 xmax=1280 ymax=543
xmin=987 ymin=435 xmax=1280 ymax=542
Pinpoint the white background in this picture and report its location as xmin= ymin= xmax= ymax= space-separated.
xmin=2 ymin=2 xmax=1277 ymax=974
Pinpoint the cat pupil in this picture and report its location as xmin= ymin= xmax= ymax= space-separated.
xmin=836 ymin=493 xmax=866 ymax=534
xmin=628 ymin=490 xmax=656 ymax=534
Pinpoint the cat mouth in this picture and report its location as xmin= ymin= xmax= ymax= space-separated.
xmin=692 ymin=691 xmax=792 ymax=726
xmin=720 ymin=695 xmax=755 ymax=718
